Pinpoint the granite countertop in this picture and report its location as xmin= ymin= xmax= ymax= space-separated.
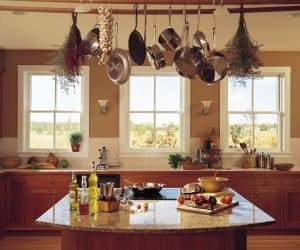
xmin=36 ymin=189 xmax=275 ymax=233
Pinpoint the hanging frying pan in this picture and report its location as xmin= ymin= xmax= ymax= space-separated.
xmin=106 ymin=22 xmax=131 ymax=85
xmin=128 ymin=4 xmax=146 ymax=65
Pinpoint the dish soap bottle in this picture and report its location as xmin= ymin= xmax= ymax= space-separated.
xmin=88 ymin=161 xmax=98 ymax=216
xmin=69 ymin=172 xmax=79 ymax=212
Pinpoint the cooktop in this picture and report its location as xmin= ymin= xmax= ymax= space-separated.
xmin=129 ymin=188 xmax=180 ymax=200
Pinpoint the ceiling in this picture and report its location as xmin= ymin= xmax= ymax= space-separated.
xmin=1 ymin=0 xmax=300 ymax=51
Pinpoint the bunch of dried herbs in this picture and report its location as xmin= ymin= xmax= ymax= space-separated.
xmin=225 ymin=5 xmax=263 ymax=84
xmin=52 ymin=12 xmax=85 ymax=93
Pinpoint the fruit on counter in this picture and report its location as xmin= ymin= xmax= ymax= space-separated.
xmin=46 ymin=152 xmax=59 ymax=166
xmin=220 ymin=195 xmax=233 ymax=205
xmin=58 ymin=159 xmax=70 ymax=168
xmin=177 ymin=195 xmax=185 ymax=204
xmin=27 ymin=156 xmax=41 ymax=164
xmin=30 ymin=162 xmax=41 ymax=170
xmin=190 ymin=194 xmax=217 ymax=209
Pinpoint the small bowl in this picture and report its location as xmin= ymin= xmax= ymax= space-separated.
xmin=198 ymin=176 xmax=229 ymax=193
xmin=0 ymin=156 xmax=22 ymax=169
xmin=274 ymin=163 xmax=294 ymax=171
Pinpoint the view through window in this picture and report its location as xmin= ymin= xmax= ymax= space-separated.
xmin=221 ymin=67 xmax=290 ymax=153
xmin=120 ymin=66 xmax=190 ymax=154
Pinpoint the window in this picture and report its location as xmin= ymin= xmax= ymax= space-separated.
xmin=17 ymin=65 xmax=89 ymax=155
xmin=220 ymin=67 xmax=290 ymax=154
xmin=119 ymin=66 xmax=190 ymax=155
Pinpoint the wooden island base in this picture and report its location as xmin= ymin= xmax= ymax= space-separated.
xmin=61 ymin=229 xmax=246 ymax=250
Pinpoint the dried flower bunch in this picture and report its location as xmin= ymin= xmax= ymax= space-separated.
xmin=52 ymin=12 xmax=85 ymax=93
xmin=225 ymin=5 xmax=263 ymax=80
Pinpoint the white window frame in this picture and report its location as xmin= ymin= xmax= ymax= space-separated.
xmin=17 ymin=65 xmax=89 ymax=157
xmin=119 ymin=66 xmax=190 ymax=157
xmin=220 ymin=66 xmax=291 ymax=157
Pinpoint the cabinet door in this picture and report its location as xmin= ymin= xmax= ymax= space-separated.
xmin=282 ymin=187 xmax=300 ymax=229
xmin=255 ymin=187 xmax=281 ymax=229
xmin=0 ymin=174 xmax=6 ymax=237
xmin=7 ymin=175 xmax=27 ymax=229
xmin=236 ymin=186 xmax=281 ymax=229
xmin=27 ymin=190 xmax=54 ymax=229
xmin=27 ymin=174 xmax=69 ymax=229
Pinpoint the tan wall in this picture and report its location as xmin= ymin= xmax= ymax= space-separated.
xmin=1 ymin=50 xmax=299 ymax=139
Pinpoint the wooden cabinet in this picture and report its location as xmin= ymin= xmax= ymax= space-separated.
xmin=0 ymin=173 xmax=6 ymax=237
xmin=7 ymin=174 xmax=27 ymax=229
xmin=27 ymin=174 xmax=70 ymax=229
xmin=282 ymin=174 xmax=300 ymax=229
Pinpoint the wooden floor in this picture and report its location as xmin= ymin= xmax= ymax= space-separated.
xmin=0 ymin=234 xmax=300 ymax=250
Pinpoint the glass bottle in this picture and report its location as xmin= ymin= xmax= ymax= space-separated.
xmin=69 ymin=172 xmax=79 ymax=212
xmin=88 ymin=161 xmax=99 ymax=216
xmin=79 ymin=175 xmax=89 ymax=215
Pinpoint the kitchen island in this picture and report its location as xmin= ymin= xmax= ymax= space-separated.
xmin=36 ymin=189 xmax=275 ymax=250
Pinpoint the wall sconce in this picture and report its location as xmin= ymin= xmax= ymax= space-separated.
xmin=202 ymin=100 xmax=212 ymax=115
xmin=98 ymin=99 xmax=108 ymax=113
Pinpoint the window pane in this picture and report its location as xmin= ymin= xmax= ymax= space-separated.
xmin=130 ymin=113 xmax=154 ymax=148
xmin=30 ymin=113 xmax=54 ymax=148
xmin=156 ymin=76 xmax=180 ymax=111
xmin=228 ymin=78 xmax=251 ymax=111
xmin=228 ymin=114 xmax=252 ymax=148
xmin=254 ymin=114 xmax=278 ymax=149
xmin=55 ymin=113 xmax=80 ymax=149
xmin=31 ymin=75 xmax=55 ymax=110
xmin=57 ymin=78 xmax=81 ymax=111
xmin=156 ymin=113 xmax=180 ymax=148
xmin=254 ymin=77 xmax=278 ymax=111
xmin=130 ymin=76 xmax=154 ymax=111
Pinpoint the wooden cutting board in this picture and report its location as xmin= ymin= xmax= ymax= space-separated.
xmin=177 ymin=200 xmax=239 ymax=215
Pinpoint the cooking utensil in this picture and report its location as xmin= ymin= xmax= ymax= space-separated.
xmin=147 ymin=24 xmax=166 ymax=69
xmin=106 ymin=22 xmax=131 ymax=85
xmin=128 ymin=4 xmax=146 ymax=65
xmin=83 ymin=24 xmax=101 ymax=57
xmin=198 ymin=14 xmax=228 ymax=84
xmin=174 ymin=9 xmax=203 ymax=79
xmin=158 ymin=6 xmax=181 ymax=51
xmin=192 ymin=5 xmax=210 ymax=57
xmin=128 ymin=182 xmax=166 ymax=196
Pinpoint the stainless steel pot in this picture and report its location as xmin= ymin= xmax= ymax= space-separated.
xmin=158 ymin=6 xmax=181 ymax=51
xmin=83 ymin=24 xmax=101 ymax=57
xmin=192 ymin=6 xmax=210 ymax=57
xmin=198 ymin=17 xmax=228 ymax=84
xmin=147 ymin=25 xmax=166 ymax=69
xmin=174 ymin=15 xmax=203 ymax=79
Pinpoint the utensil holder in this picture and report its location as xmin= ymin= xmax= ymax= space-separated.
xmin=242 ymin=154 xmax=256 ymax=168
xmin=98 ymin=200 xmax=120 ymax=212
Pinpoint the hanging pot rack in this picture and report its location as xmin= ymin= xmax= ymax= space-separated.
xmin=1 ymin=4 xmax=300 ymax=14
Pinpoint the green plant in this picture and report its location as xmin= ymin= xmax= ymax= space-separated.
xmin=69 ymin=131 xmax=83 ymax=145
xmin=168 ymin=153 xmax=183 ymax=168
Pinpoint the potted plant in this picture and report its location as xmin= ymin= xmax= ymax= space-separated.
xmin=168 ymin=153 xmax=183 ymax=169
xmin=69 ymin=132 xmax=83 ymax=152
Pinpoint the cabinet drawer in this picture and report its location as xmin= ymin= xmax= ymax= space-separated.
xmin=27 ymin=174 xmax=71 ymax=189
xmin=237 ymin=176 xmax=281 ymax=186
xmin=283 ymin=175 xmax=300 ymax=186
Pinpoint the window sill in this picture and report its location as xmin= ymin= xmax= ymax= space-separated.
xmin=16 ymin=151 xmax=89 ymax=158
xmin=222 ymin=151 xmax=292 ymax=158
